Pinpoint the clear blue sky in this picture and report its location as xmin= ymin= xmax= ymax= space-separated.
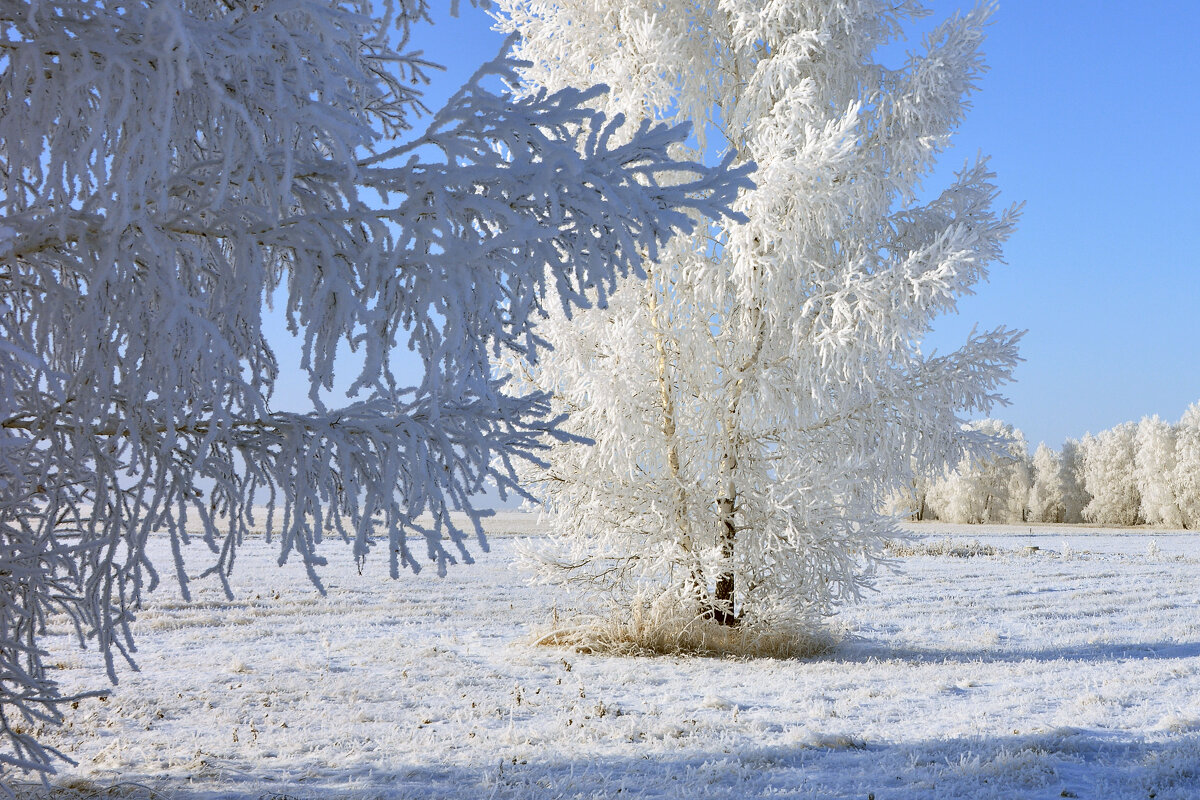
xmin=394 ymin=2 xmax=1200 ymax=451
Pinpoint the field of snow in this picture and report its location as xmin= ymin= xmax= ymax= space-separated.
xmin=24 ymin=515 xmax=1200 ymax=799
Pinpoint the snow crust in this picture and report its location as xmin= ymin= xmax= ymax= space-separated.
xmin=29 ymin=514 xmax=1200 ymax=799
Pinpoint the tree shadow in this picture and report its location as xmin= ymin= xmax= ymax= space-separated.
xmin=834 ymin=637 xmax=1200 ymax=665
xmin=16 ymin=729 xmax=1200 ymax=800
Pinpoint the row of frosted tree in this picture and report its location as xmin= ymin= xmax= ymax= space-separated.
xmin=895 ymin=404 xmax=1200 ymax=527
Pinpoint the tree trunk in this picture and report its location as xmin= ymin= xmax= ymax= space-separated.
xmin=709 ymin=494 xmax=738 ymax=626
xmin=709 ymin=438 xmax=739 ymax=626
xmin=646 ymin=272 xmax=705 ymax=608
xmin=706 ymin=259 xmax=763 ymax=628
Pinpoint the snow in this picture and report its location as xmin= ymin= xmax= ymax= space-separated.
xmin=27 ymin=514 xmax=1200 ymax=799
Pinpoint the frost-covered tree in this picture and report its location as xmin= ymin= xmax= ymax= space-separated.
xmin=910 ymin=479 xmax=934 ymax=521
xmin=498 ymin=1 xmax=1020 ymax=632
xmin=1000 ymin=428 xmax=1033 ymax=522
xmin=882 ymin=471 xmax=934 ymax=521
xmin=1080 ymin=423 xmax=1142 ymax=526
xmin=1174 ymin=403 xmax=1200 ymax=529
xmin=1059 ymin=437 xmax=1090 ymax=523
xmin=1134 ymin=415 xmax=1183 ymax=528
xmin=925 ymin=419 xmax=1029 ymax=524
xmin=1029 ymin=442 xmax=1066 ymax=523
xmin=0 ymin=0 xmax=749 ymax=778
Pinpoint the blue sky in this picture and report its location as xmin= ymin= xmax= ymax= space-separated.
xmin=393 ymin=2 xmax=1200 ymax=451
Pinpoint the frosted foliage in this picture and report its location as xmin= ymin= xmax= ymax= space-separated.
xmin=1134 ymin=416 xmax=1182 ymax=528
xmin=1029 ymin=442 xmax=1065 ymax=524
xmin=497 ymin=1 xmax=1020 ymax=626
xmin=880 ymin=474 xmax=932 ymax=521
xmin=925 ymin=420 xmax=1029 ymax=525
xmin=1081 ymin=423 xmax=1142 ymax=526
xmin=1174 ymin=403 xmax=1200 ymax=530
xmin=0 ymin=0 xmax=748 ymax=778
xmin=1058 ymin=438 xmax=1090 ymax=524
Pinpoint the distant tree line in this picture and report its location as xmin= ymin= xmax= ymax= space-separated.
xmin=891 ymin=402 xmax=1200 ymax=527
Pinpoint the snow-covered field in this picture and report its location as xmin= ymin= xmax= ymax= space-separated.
xmin=25 ymin=515 xmax=1200 ymax=799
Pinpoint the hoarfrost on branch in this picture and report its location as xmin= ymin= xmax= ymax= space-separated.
xmin=0 ymin=0 xmax=750 ymax=777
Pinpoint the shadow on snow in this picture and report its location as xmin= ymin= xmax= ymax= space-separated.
xmin=837 ymin=637 xmax=1200 ymax=666
xmin=18 ymin=729 xmax=1200 ymax=800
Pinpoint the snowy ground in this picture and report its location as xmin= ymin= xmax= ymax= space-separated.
xmin=22 ymin=515 xmax=1200 ymax=799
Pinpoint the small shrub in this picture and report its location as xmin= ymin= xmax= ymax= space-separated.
xmin=884 ymin=539 xmax=1001 ymax=558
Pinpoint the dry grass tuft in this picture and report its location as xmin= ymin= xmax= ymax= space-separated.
xmin=15 ymin=780 xmax=173 ymax=800
xmin=16 ymin=782 xmax=307 ymax=800
xmin=535 ymin=603 xmax=836 ymax=660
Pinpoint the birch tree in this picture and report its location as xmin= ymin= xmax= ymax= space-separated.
xmin=882 ymin=471 xmax=934 ymax=521
xmin=1174 ymin=403 xmax=1200 ymax=529
xmin=1059 ymin=438 xmax=1090 ymax=523
xmin=999 ymin=426 xmax=1033 ymax=523
xmin=1134 ymin=415 xmax=1183 ymax=528
xmin=0 ymin=0 xmax=749 ymax=778
xmin=1029 ymin=442 xmax=1066 ymax=523
xmin=498 ymin=0 xmax=1021 ymax=634
xmin=1081 ymin=423 xmax=1142 ymax=526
